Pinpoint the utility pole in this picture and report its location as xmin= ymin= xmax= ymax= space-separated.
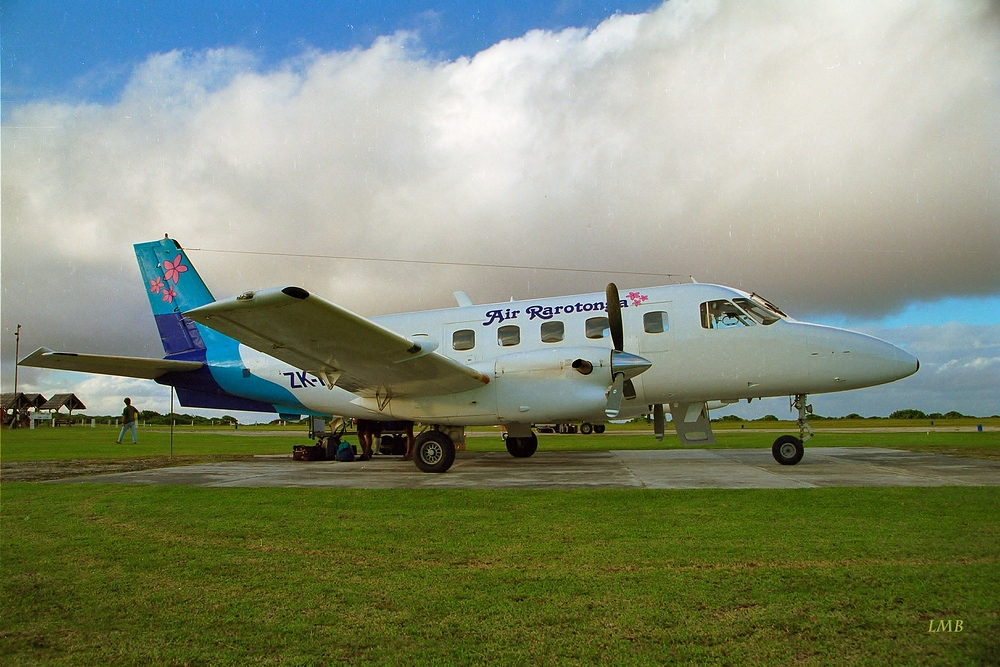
xmin=170 ymin=386 xmax=175 ymax=458
xmin=13 ymin=324 xmax=21 ymax=394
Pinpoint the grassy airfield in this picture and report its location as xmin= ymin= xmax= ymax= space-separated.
xmin=3 ymin=417 xmax=999 ymax=462
xmin=2 ymin=422 xmax=998 ymax=665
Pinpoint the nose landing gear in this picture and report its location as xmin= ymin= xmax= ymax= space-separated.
xmin=772 ymin=394 xmax=813 ymax=465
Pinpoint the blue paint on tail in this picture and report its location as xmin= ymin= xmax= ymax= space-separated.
xmin=135 ymin=238 xmax=214 ymax=355
xmin=134 ymin=238 xmax=311 ymax=415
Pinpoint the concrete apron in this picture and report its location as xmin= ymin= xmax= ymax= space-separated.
xmin=53 ymin=447 xmax=1000 ymax=489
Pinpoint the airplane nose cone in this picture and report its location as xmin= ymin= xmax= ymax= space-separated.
xmin=897 ymin=346 xmax=920 ymax=379
xmin=805 ymin=325 xmax=918 ymax=391
xmin=850 ymin=331 xmax=919 ymax=386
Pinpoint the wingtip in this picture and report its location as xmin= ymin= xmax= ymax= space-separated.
xmin=18 ymin=346 xmax=53 ymax=364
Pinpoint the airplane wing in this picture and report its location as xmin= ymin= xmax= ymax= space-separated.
xmin=185 ymin=287 xmax=490 ymax=398
xmin=19 ymin=347 xmax=203 ymax=379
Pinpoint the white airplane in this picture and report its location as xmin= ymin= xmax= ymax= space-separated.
xmin=20 ymin=237 xmax=919 ymax=472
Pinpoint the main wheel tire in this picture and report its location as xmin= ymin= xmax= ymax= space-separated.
xmin=505 ymin=433 xmax=538 ymax=458
xmin=505 ymin=437 xmax=523 ymax=456
xmin=414 ymin=430 xmax=456 ymax=473
xmin=580 ymin=422 xmax=594 ymax=435
xmin=594 ymin=424 xmax=606 ymax=434
xmin=772 ymin=435 xmax=804 ymax=465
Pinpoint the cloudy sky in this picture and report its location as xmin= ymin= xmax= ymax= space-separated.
xmin=3 ymin=0 xmax=998 ymax=420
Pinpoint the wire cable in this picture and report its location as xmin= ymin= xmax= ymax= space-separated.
xmin=185 ymin=247 xmax=690 ymax=280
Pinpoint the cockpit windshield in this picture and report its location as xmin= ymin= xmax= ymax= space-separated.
xmin=748 ymin=293 xmax=787 ymax=318
xmin=701 ymin=300 xmax=756 ymax=328
xmin=733 ymin=298 xmax=780 ymax=325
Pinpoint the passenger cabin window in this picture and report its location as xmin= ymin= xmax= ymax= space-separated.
xmin=452 ymin=329 xmax=475 ymax=351
xmin=540 ymin=321 xmax=564 ymax=343
xmin=733 ymin=298 xmax=779 ymax=325
xmin=643 ymin=311 xmax=669 ymax=334
xmin=498 ymin=325 xmax=520 ymax=346
xmin=586 ymin=317 xmax=610 ymax=339
xmin=701 ymin=300 xmax=755 ymax=329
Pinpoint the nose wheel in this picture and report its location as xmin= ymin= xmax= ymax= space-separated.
xmin=772 ymin=435 xmax=804 ymax=465
xmin=772 ymin=393 xmax=812 ymax=465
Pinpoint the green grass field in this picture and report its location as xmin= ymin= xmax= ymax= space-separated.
xmin=3 ymin=420 xmax=999 ymax=462
xmin=1 ymin=425 xmax=302 ymax=462
xmin=2 ymin=484 xmax=998 ymax=665
xmin=2 ymin=424 xmax=998 ymax=665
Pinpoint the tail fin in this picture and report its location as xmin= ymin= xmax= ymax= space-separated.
xmin=135 ymin=237 xmax=214 ymax=357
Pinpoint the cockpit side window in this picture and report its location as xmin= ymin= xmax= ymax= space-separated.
xmin=700 ymin=300 xmax=755 ymax=329
xmin=733 ymin=298 xmax=779 ymax=325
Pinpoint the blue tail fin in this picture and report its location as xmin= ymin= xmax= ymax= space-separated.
xmin=134 ymin=237 xmax=312 ymax=415
xmin=135 ymin=238 xmax=214 ymax=358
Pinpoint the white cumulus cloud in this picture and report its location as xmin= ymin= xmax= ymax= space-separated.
xmin=3 ymin=0 xmax=999 ymax=416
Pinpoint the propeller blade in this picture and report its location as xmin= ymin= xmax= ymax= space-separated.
xmin=606 ymin=282 xmax=624 ymax=352
xmin=605 ymin=373 xmax=625 ymax=418
xmin=653 ymin=403 xmax=664 ymax=441
xmin=605 ymin=283 xmax=646 ymax=415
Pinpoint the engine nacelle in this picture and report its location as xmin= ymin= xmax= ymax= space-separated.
xmin=493 ymin=346 xmax=612 ymax=423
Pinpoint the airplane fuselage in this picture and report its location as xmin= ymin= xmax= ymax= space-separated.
xmin=219 ymin=282 xmax=918 ymax=425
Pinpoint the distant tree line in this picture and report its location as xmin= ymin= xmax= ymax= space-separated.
xmin=47 ymin=411 xmax=241 ymax=426
xmin=137 ymin=410 xmax=240 ymax=425
xmin=886 ymin=409 xmax=986 ymax=420
xmin=709 ymin=409 xmax=996 ymax=423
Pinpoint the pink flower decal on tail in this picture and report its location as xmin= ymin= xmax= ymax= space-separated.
xmin=162 ymin=286 xmax=178 ymax=304
xmin=149 ymin=277 xmax=164 ymax=294
xmin=627 ymin=291 xmax=648 ymax=307
xmin=163 ymin=255 xmax=188 ymax=283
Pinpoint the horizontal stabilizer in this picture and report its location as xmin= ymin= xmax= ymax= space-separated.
xmin=185 ymin=286 xmax=491 ymax=398
xmin=18 ymin=347 xmax=203 ymax=380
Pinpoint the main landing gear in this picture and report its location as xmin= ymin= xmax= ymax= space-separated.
xmin=772 ymin=394 xmax=813 ymax=466
xmin=505 ymin=433 xmax=538 ymax=458
xmin=413 ymin=429 xmax=456 ymax=473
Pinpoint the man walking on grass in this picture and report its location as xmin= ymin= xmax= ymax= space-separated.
xmin=116 ymin=397 xmax=139 ymax=444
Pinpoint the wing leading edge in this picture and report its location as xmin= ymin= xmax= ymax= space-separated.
xmin=19 ymin=347 xmax=203 ymax=379
xmin=185 ymin=287 xmax=490 ymax=398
